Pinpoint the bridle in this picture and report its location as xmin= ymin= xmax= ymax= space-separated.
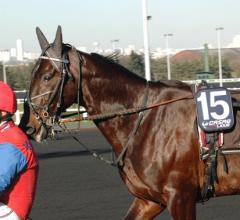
xmin=27 ymin=44 xmax=74 ymax=132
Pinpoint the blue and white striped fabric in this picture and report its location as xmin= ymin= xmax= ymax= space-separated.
xmin=0 ymin=143 xmax=27 ymax=193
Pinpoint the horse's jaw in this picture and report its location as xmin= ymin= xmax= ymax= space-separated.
xmin=34 ymin=126 xmax=48 ymax=143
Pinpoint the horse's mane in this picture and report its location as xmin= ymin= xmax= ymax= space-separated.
xmin=90 ymin=52 xmax=146 ymax=81
xmin=105 ymin=51 xmax=120 ymax=63
xmin=90 ymin=52 xmax=119 ymax=64
xmin=65 ymin=45 xmax=190 ymax=90
xmin=89 ymin=52 xmax=191 ymax=90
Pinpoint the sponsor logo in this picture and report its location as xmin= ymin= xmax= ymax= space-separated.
xmin=202 ymin=119 xmax=232 ymax=129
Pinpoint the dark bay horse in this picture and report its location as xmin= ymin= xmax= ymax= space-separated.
xmin=20 ymin=26 xmax=240 ymax=220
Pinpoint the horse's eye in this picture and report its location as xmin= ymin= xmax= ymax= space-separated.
xmin=43 ymin=74 xmax=52 ymax=82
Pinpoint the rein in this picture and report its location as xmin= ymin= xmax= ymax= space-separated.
xmin=59 ymin=94 xmax=194 ymax=124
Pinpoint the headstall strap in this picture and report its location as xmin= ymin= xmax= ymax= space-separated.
xmin=28 ymin=46 xmax=72 ymax=132
xmin=54 ymin=53 xmax=69 ymax=122
xmin=39 ymin=56 xmax=69 ymax=64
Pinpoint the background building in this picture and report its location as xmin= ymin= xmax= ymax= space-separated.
xmin=16 ymin=39 xmax=23 ymax=61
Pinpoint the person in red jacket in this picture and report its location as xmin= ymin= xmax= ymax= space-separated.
xmin=0 ymin=81 xmax=38 ymax=220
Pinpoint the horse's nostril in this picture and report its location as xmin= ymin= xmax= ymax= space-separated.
xmin=26 ymin=127 xmax=36 ymax=136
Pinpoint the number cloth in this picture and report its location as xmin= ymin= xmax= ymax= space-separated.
xmin=195 ymin=87 xmax=234 ymax=132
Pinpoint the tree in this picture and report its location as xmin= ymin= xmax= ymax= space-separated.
xmin=150 ymin=58 xmax=168 ymax=80
xmin=119 ymin=52 xmax=145 ymax=78
xmin=1 ymin=52 xmax=234 ymax=91
xmin=149 ymin=58 xmax=203 ymax=81
xmin=209 ymin=56 xmax=232 ymax=78
xmin=152 ymin=55 xmax=233 ymax=81
xmin=4 ymin=62 xmax=36 ymax=90
xmin=172 ymin=60 xmax=203 ymax=80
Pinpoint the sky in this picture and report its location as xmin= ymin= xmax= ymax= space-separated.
xmin=0 ymin=0 xmax=240 ymax=52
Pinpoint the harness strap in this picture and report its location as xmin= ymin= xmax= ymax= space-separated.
xmin=72 ymin=135 xmax=115 ymax=166
xmin=201 ymin=133 xmax=218 ymax=201
xmin=115 ymin=82 xmax=149 ymax=167
xmin=54 ymin=53 xmax=69 ymax=119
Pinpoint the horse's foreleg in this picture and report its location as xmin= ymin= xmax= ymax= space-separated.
xmin=167 ymin=190 xmax=196 ymax=220
xmin=124 ymin=197 xmax=165 ymax=220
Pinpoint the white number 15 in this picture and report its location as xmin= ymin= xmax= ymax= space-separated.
xmin=197 ymin=90 xmax=230 ymax=120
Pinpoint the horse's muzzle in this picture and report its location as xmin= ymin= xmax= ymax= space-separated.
xmin=24 ymin=124 xmax=48 ymax=143
xmin=34 ymin=125 xmax=48 ymax=143
xmin=26 ymin=126 xmax=36 ymax=136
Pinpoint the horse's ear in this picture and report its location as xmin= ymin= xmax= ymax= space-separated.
xmin=36 ymin=27 xmax=50 ymax=52
xmin=35 ymin=26 xmax=63 ymax=70
xmin=53 ymin=25 xmax=62 ymax=58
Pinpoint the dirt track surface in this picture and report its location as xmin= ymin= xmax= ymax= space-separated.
xmin=30 ymin=128 xmax=240 ymax=220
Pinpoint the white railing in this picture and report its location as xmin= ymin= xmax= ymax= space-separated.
xmin=15 ymin=110 xmax=22 ymax=125
xmin=183 ymin=78 xmax=240 ymax=85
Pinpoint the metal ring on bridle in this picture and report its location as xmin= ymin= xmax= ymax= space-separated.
xmin=42 ymin=111 xmax=49 ymax=118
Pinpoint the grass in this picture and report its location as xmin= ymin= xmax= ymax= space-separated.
xmin=17 ymin=103 xmax=24 ymax=112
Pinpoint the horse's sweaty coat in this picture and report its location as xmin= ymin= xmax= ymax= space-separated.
xmin=20 ymin=26 xmax=240 ymax=220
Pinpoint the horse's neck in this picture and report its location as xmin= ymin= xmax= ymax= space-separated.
xmin=82 ymin=63 xmax=146 ymax=116
xmin=80 ymin=59 xmax=147 ymax=155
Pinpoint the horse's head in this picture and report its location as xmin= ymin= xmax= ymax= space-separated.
xmin=20 ymin=26 xmax=81 ymax=142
